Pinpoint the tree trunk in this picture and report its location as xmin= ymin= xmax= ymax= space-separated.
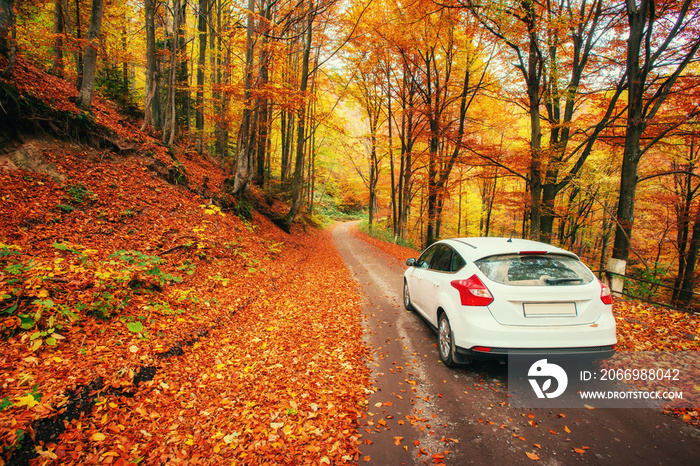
xmin=121 ymin=17 xmax=128 ymax=98
xmin=387 ymin=63 xmax=397 ymax=238
xmin=287 ymin=0 xmax=315 ymax=226
xmin=612 ymin=0 xmax=647 ymax=262
xmin=399 ymin=76 xmax=416 ymax=243
xmin=162 ymin=0 xmax=181 ymax=145
xmin=612 ymin=0 xmax=700 ymax=262
xmin=74 ymin=0 xmax=83 ymax=90
xmin=218 ymin=10 xmax=230 ymax=157
xmin=142 ymin=0 xmax=163 ymax=131
xmin=0 ymin=0 xmax=14 ymax=76
xmin=678 ymin=204 xmax=700 ymax=306
xmin=195 ymin=0 xmax=207 ymax=150
xmin=76 ymin=0 xmax=104 ymax=110
xmin=255 ymin=0 xmax=272 ymax=187
xmin=51 ymin=1 xmax=64 ymax=77
xmin=424 ymin=49 xmax=439 ymax=248
xmin=232 ymin=0 xmax=256 ymax=194
xmin=526 ymin=0 xmax=542 ymax=242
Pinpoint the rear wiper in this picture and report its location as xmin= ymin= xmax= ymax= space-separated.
xmin=545 ymin=277 xmax=583 ymax=285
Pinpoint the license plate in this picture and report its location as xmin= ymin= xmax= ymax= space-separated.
xmin=523 ymin=302 xmax=577 ymax=317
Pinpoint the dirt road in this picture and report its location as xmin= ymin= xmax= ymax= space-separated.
xmin=332 ymin=222 xmax=699 ymax=465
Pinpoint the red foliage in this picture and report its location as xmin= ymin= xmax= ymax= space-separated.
xmin=0 ymin=59 xmax=370 ymax=464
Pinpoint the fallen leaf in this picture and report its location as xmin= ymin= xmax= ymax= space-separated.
xmin=14 ymin=394 xmax=38 ymax=409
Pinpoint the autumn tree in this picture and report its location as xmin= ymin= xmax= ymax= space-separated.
xmin=669 ymin=131 xmax=700 ymax=306
xmin=392 ymin=4 xmax=490 ymax=247
xmin=463 ymin=0 xmax=629 ymax=244
xmin=611 ymin=0 xmax=700 ymax=269
xmin=347 ymin=48 xmax=386 ymax=232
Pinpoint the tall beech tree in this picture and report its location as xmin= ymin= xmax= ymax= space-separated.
xmin=286 ymin=0 xmax=316 ymax=226
xmin=50 ymin=0 xmax=64 ymax=77
xmin=76 ymin=0 xmax=104 ymax=110
xmin=232 ymin=0 xmax=256 ymax=195
xmin=195 ymin=0 xmax=207 ymax=151
xmin=142 ymin=0 xmax=163 ymax=131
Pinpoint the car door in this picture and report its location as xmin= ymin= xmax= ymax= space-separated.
xmin=408 ymin=244 xmax=439 ymax=314
xmin=419 ymin=244 xmax=454 ymax=326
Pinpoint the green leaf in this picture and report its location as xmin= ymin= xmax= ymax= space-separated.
xmin=19 ymin=315 xmax=35 ymax=330
xmin=45 ymin=337 xmax=57 ymax=346
xmin=52 ymin=242 xmax=69 ymax=251
xmin=33 ymin=299 xmax=55 ymax=309
xmin=29 ymin=331 xmax=42 ymax=341
xmin=127 ymin=321 xmax=143 ymax=333
xmin=4 ymin=264 xmax=25 ymax=275
xmin=1 ymin=302 xmax=18 ymax=314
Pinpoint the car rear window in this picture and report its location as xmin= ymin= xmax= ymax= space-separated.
xmin=475 ymin=254 xmax=594 ymax=286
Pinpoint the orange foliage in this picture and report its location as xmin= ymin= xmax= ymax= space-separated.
xmin=0 ymin=58 xmax=370 ymax=464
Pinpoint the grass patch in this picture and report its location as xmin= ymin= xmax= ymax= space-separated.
xmin=357 ymin=219 xmax=418 ymax=250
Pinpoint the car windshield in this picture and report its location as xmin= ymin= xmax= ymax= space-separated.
xmin=475 ymin=254 xmax=594 ymax=286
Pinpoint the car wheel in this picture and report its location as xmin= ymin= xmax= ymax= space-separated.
xmin=438 ymin=313 xmax=457 ymax=367
xmin=403 ymin=279 xmax=414 ymax=311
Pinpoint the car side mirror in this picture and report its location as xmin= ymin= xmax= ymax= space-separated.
xmin=406 ymin=258 xmax=416 ymax=267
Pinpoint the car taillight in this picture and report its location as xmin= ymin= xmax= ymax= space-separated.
xmin=451 ymin=275 xmax=494 ymax=306
xmin=599 ymin=279 xmax=613 ymax=305
xmin=472 ymin=346 xmax=492 ymax=353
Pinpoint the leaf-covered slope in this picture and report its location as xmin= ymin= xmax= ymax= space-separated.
xmin=0 ymin=57 xmax=370 ymax=465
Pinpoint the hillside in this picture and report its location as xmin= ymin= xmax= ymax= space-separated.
xmin=0 ymin=56 xmax=369 ymax=465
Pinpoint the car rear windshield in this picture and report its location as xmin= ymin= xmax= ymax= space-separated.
xmin=475 ymin=254 xmax=594 ymax=286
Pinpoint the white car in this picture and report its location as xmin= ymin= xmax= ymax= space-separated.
xmin=403 ymin=237 xmax=616 ymax=367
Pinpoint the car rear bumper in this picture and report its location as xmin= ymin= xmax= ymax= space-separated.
xmin=456 ymin=344 xmax=616 ymax=362
xmin=448 ymin=305 xmax=617 ymax=359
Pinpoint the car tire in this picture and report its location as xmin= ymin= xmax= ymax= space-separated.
xmin=403 ymin=279 xmax=414 ymax=311
xmin=438 ymin=313 xmax=457 ymax=367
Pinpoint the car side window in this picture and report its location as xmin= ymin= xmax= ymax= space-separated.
xmin=431 ymin=245 xmax=454 ymax=272
xmin=451 ymin=252 xmax=466 ymax=272
xmin=417 ymin=244 xmax=438 ymax=268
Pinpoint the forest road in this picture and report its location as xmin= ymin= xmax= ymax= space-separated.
xmin=332 ymin=221 xmax=700 ymax=465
